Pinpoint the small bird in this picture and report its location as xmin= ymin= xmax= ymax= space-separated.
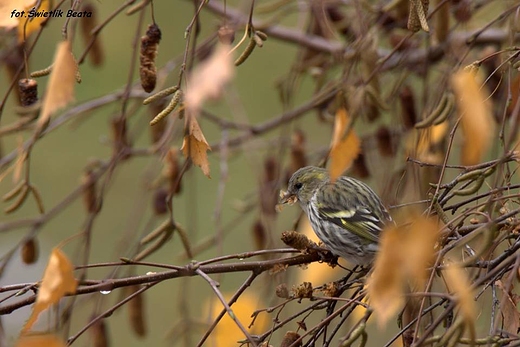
xmin=279 ymin=166 xmax=393 ymax=265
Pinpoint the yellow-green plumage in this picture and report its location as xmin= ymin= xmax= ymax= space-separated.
xmin=282 ymin=166 xmax=393 ymax=265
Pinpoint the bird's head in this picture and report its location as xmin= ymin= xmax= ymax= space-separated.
xmin=279 ymin=166 xmax=329 ymax=206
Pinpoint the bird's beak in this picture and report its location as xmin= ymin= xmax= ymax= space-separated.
xmin=276 ymin=190 xmax=297 ymax=212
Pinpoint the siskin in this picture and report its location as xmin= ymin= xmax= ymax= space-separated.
xmin=279 ymin=166 xmax=393 ymax=265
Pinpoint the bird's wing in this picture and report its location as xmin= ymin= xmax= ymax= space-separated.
xmin=314 ymin=179 xmax=387 ymax=244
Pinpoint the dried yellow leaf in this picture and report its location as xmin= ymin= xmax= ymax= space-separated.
xmin=39 ymin=40 xmax=77 ymax=128
xmin=367 ymin=225 xmax=405 ymax=328
xmin=329 ymin=108 xmax=360 ymax=182
xmin=16 ymin=333 xmax=66 ymax=347
xmin=368 ymin=215 xmax=440 ymax=328
xmin=185 ymin=43 xmax=234 ymax=114
xmin=402 ymin=216 xmax=439 ymax=287
xmin=23 ymin=248 xmax=78 ymax=332
xmin=181 ymin=115 xmax=211 ymax=177
xmin=17 ymin=0 xmax=51 ymax=42
xmin=451 ymin=70 xmax=494 ymax=166
xmin=0 ymin=0 xmax=25 ymax=29
xmin=443 ymin=264 xmax=476 ymax=339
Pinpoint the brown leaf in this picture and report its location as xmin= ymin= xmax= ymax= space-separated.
xmin=16 ymin=333 xmax=66 ymax=347
xmin=367 ymin=225 xmax=405 ymax=328
xmin=176 ymin=43 xmax=232 ymax=179
xmin=451 ymin=70 xmax=494 ymax=166
xmin=368 ymin=215 xmax=440 ymax=328
xmin=17 ymin=0 xmax=51 ymax=42
xmin=181 ymin=115 xmax=211 ymax=177
xmin=495 ymin=280 xmax=520 ymax=335
xmin=38 ymin=40 xmax=77 ymax=128
xmin=402 ymin=216 xmax=440 ymax=288
xmin=185 ymin=43 xmax=234 ymax=114
xmin=0 ymin=0 xmax=34 ymax=29
xmin=329 ymin=108 xmax=360 ymax=182
xmin=23 ymin=248 xmax=78 ymax=332
xmin=443 ymin=264 xmax=476 ymax=338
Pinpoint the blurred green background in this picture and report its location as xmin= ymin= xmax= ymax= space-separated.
xmin=0 ymin=0 xmax=511 ymax=346
xmin=0 ymin=1 xmax=341 ymax=346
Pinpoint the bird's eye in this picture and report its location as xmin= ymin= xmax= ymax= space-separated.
xmin=294 ymin=182 xmax=303 ymax=190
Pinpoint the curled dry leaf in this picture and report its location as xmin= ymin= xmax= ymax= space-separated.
xmin=16 ymin=0 xmax=51 ymax=42
xmin=180 ymin=43 xmax=234 ymax=178
xmin=23 ymin=248 xmax=78 ymax=332
xmin=367 ymin=215 xmax=440 ymax=328
xmin=329 ymin=108 xmax=360 ymax=182
xmin=16 ymin=333 xmax=66 ymax=347
xmin=402 ymin=217 xmax=440 ymax=288
xmin=366 ymin=225 xmax=405 ymax=328
xmin=443 ymin=264 xmax=477 ymax=339
xmin=185 ymin=43 xmax=234 ymax=115
xmin=0 ymin=0 xmax=24 ymax=28
xmin=39 ymin=40 xmax=77 ymax=128
xmin=451 ymin=70 xmax=494 ymax=166
xmin=181 ymin=115 xmax=211 ymax=177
